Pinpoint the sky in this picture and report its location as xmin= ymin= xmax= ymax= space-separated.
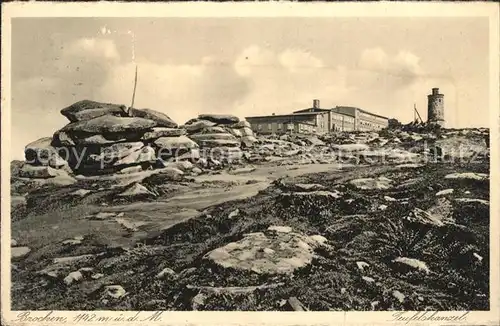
xmin=10 ymin=17 xmax=489 ymax=159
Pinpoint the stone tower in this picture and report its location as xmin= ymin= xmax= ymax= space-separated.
xmin=427 ymin=88 xmax=444 ymax=126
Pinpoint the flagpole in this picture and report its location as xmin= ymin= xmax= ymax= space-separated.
xmin=128 ymin=29 xmax=137 ymax=113
xmin=130 ymin=65 xmax=138 ymax=110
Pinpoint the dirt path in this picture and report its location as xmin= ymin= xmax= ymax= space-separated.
xmin=12 ymin=163 xmax=353 ymax=250
xmin=100 ymin=163 xmax=352 ymax=241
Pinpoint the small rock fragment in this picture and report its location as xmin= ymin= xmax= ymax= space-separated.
xmin=444 ymin=172 xmax=488 ymax=181
xmin=91 ymin=273 xmax=104 ymax=280
xmin=455 ymin=198 xmax=489 ymax=206
xmin=436 ymin=189 xmax=454 ymax=196
xmin=308 ymin=235 xmax=328 ymax=245
xmin=267 ymin=226 xmax=292 ymax=233
xmin=71 ymin=189 xmax=92 ymax=197
xmin=53 ymin=254 xmax=95 ymax=264
xmin=392 ymin=290 xmax=405 ymax=303
xmin=349 ymin=177 xmax=393 ymax=190
xmin=378 ymin=204 xmax=388 ymax=211
xmin=92 ymin=212 xmax=117 ymax=220
xmin=473 ymin=253 xmax=483 ymax=263
xmin=104 ymin=285 xmax=126 ymax=299
xmin=356 ymin=261 xmax=370 ymax=271
xmin=192 ymin=293 xmax=207 ymax=311
xmin=191 ymin=167 xmax=203 ymax=175
xmin=362 ymin=276 xmax=375 ymax=283
xmin=286 ymin=297 xmax=307 ymax=311
xmin=11 ymin=247 xmax=31 ymax=259
xmin=228 ymin=209 xmax=240 ymax=219
xmin=119 ymin=165 xmax=143 ymax=174
xmin=395 ymin=163 xmax=424 ymax=169
xmin=39 ymin=270 xmax=59 ymax=279
xmin=62 ymin=239 xmax=82 ymax=246
xmin=156 ymin=267 xmax=177 ymax=279
xmin=79 ymin=267 xmax=94 ymax=275
xmin=263 ymin=248 xmax=275 ymax=255
xmin=64 ymin=271 xmax=83 ymax=286
xmin=406 ymin=208 xmax=445 ymax=227
xmin=118 ymin=183 xmax=156 ymax=198
xmin=229 ymin=166 xmax=256 ymax=175
xmin=115 ymin=218 xmax=148 ymax=232
xmin=392 ymin=257 xmax=431 ymax=274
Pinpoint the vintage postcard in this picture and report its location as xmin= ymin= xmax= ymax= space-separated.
xmin=1 ymin=2 xmax=499 ymax=325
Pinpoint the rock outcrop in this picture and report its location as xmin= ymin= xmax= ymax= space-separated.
xmin=18 ymin=100 xmax=256 ymax=178
xmin=60 ymin=100 xmax=128 ymax=122
xmin=182 ymin=114 xmax=257 ymax=164
xmin=204 ymin=226 xmax=327 ymax=275
xmin=60 ymin=115 xmax=157 ymax=134
xmin=128 ymin=108 xmax=178 ymax=128
xmin=198 ymin=114 xmax=240 ymax=125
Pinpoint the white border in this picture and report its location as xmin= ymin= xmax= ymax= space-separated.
xmin=1 ymin=2 xmax=499 ymax=326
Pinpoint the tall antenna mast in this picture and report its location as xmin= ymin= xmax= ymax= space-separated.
xmin=414 ymin=103 xmax=424 ymax=123
xmin=130 ymin=65 xmax=138 ymax=110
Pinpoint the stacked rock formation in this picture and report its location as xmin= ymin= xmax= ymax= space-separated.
xmin=183 ymin=114 xmax=257 ymax=165
xmin=21 ymin=100 xmax=256 ymax=177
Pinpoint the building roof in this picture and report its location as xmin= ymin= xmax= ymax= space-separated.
xmin=293 ymin=107 xmax=331 ymax=113
xmin=331 ymin=106 xmax=356 ymax=117
xmin=357 ymin=108 xmax=389 ymax=120
xmin=293 ymin=111 xmax=329 ymax=116
xmin=332 ymin=106 xmax=389 ymax=120
xmin=245 ymin=112 xmax=321 ymax=119
xmin=246 ymin=105 xmax=389 ymax=121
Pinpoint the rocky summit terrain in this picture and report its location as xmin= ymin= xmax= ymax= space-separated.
xmin=10 ymin=100 xmax=490 ymax=311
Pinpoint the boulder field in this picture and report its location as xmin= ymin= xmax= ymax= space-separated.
xmin=20 ymin=100 xmax=257 ymax=177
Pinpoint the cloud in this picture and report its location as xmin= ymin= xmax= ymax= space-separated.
xmin=98 ymin=57 xmax=250 ymax=125
xmin=359 ymin=47 xmax=388 ymax=71
xmin=359 ymin=47 xmax=423 ymax=76
xmin=11 ymin=38 xmax=125 ymax=159
xmin=63 ymin=38 xmax=119 ymax=60
xmin=279 ymin=49 xmax=324 ymax=73
xmin=231 ymin=46 xmax=352 ymax=117
xmin=234 ymin=45 xmax=277 ymax=76
xmin=393 ymin=50 xmax=423 ymax=76
xmin=351 ymin=48 xmax=458 ymax=124
xmin=96 ymin=45 xmax=339 ymax=125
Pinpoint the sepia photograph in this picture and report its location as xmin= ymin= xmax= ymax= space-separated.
xmin=1 ymin=2 xmax=499 ymax=325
